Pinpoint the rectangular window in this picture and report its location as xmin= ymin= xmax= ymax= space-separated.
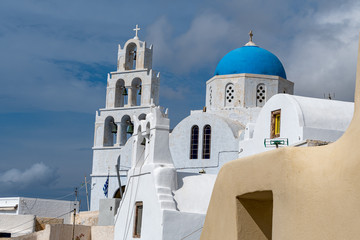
xmin=271 ymin=109 xmax=281 ymax=139
xmin=133 ymin=202 xmax=143 ymax=238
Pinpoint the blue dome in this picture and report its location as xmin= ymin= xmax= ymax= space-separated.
xmin=214 ymin=46 xmax=287 ymax=79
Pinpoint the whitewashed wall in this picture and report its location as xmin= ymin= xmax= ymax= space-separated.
xmin=239 ymin=94 xmax=354 ymax=158
xmin=169 ymin=112 xmax=242 ymax=174
xmin=0 ymin=197 xmax=78 ymax=228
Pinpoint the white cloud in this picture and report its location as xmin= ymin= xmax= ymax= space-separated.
xmin=286 ymin=1 xmax=360 ymax=101
xmin=146 ymin=16 xmax=174 ymax=64
xmin=143 ymin=0 xmax=360 ymax=107
xmin=161 ymin=85 xmax=189 ymax=101
xmin=316 ymin=1 xmax=360 ymax=27
xmin=146 ymin=12 xmax=235 ymax=74
xmin=0 ymin=163 xmax=58 ymax=189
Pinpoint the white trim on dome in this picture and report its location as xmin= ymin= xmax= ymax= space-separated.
xmin=244 ymin=41 xmax=257 ymax=46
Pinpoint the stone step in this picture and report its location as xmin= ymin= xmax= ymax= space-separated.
xmin=156 ymin=187 xmax=172 ymax=195
xmin=158 ymin=194 xmax=173 ymax=201
xmin=160 ymin=200 xmax=176 ymax=210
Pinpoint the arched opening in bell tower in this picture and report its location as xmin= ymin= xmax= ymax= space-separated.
xmin=115 ymin=79 xmax=126 ymax=107
xmin=138 ymin=113 xmax=146 ymax=120
xmin=125 ymin=43 xmax=137 ymax=70
xmin=120 ymin=115 xmax=133 ymax=146
xmin=103 ymin=116 xmax=117 ymax=146
xmin=131 ymin=78 xmax=142 ymax=106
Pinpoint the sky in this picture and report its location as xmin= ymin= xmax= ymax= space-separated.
xmin=0 ymin=0 xmax=360 ymax=210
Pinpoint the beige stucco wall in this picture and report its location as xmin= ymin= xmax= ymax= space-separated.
xmin=91 ymin=226 xmax=114 ymax=240
xmin=10 ymin=226 xmax=50 ymax=240
xmin=200 ymin=35 xmax=360 ymax=240
xmin=10 ymin=224 xmax=91 ymax=240
xmin=71 ymin=211 xmax=99 ymax=226
xmin=9 ymin=224 xmax=113 ymax=240
xmin=35 ymin=217 xmax=64 ymax=231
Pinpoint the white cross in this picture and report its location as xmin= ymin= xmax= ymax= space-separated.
xmin=133 ymin=24 xmax=141 ymax=40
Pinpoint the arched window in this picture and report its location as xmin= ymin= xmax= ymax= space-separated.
xmin=256 ymin=84 xmax=266 ymax=107
xmin=190 ymin=125 xmax=199 ymax=159
xmin=225 ymin=84 xmax=235 ymax=107
xmin=202 ymin=125 xmax=211 ymax=159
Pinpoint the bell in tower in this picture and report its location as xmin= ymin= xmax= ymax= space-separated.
xmin=117 ymin=25 xmax=153 ymax=71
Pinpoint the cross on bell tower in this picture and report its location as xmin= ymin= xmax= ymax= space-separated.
xmin=133 ymin=24 xmax=141 ymax=40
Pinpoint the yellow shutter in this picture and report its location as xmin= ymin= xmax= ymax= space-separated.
xmin=275 ymin=114 xmax=280 ymax=135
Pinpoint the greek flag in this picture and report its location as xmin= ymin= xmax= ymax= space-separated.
xmin=103 ymin=175 xmax=109 ymax=198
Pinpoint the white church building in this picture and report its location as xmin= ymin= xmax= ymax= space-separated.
xmin=89 ymin=27 xmax=353 ymax=239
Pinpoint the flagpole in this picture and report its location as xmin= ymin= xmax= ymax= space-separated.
xmin=107 ymin=167 xmax=110 ymax=198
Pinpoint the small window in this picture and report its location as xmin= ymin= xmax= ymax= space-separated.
xmin=271 ymin=109 xmax=281 ymax=139
xmin=190 ymin=126 xmax=199 ymax=159
xmin=202 ymin=125 xmax=211 ymax=159
xmin=225 ymin=84 xmax=235 ymax=107
xmin=133 ymin=202 xmax=143 ymax=238
xmin=256 ymin=84 xmax=266 ymax=107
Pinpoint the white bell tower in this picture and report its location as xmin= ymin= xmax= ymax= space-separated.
xmin=90 ymin=26 xmax=161 ymax=211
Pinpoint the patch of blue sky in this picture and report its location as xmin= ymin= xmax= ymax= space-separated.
xmin=49 ymin=59 xmax=113 ymax=85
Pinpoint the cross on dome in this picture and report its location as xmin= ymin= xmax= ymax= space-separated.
xmin=133 ymin=24 xmax=141 ymax=40
xmin=245 ymin=30 xmax=257 ymax=46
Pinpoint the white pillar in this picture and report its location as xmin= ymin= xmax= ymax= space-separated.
xmin=115 ymin=122 xmax=121 ymax=146
xmin=120 ymin=122 xmax=127 ymax=146
xmin=128 ymin=87 xmax=135 ymax=106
